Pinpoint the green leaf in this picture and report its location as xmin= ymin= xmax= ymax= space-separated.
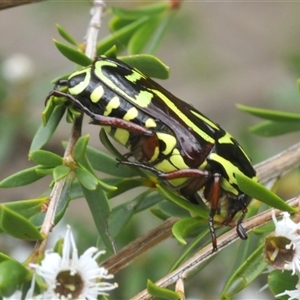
xmin=237 ymin=104 xmax=300 ymax=121
xmin=0 ymin=206 xmax=44 ymax=240
xmin=119 ymin=54 xmax=169 ymax=79
xmin=56 ymin=24 xmax=78 ymax=46
xmin=106 ymin=178 xmax=147 ymax=199
xmin=109 ymin=16 xmax=132 ymax=32
xmin=145 ymin=10 xmax=177 ymax=55
xmin=157 ymin=185 xmax=209 ymax=218
xmin=0 ymin=166 xmax=46 ymax=188
xmin=35 ymin=166 xmax=54 ymax=176
xmin=170 ymin=231 xmax=210 ymax=272
xmin=53 ymin=165 xmax=71 ymax=182
xmin=29 ymin=150 xmax=63 ymax=167
xmin=147 ymin=279 xmax=180 ymax=300
xmin=0 ymin=253 xmax=13 ymax=264
xmin=0 ymin=260 xmax=31 ymax=297
xmin=97 ymin=16 xmax=149 ymax=55
xmin=81 ymin=184 xmax=114 ymax=253
xmin=133 ymin=191 xmax=164 ymax=212
xmin=30 ymin=104 xmax=66 ymax=151
xmin=268 ymin=270 xmax=298 ymax=297
xmin=85 ymin=145 xmax=137 ymax=178
xmin=103 ymin=45 xmax=118 ymax=58
xmin=221 ymin=244 xmax=267 ymax=298
xmin=0 ymin=198 xmax=48 ymax=223
xmin=110 ymin=3 xmax=169 ymax=20
xmin=76 ymin=154 xmax=117 ymax=192
xmin=105 ymin=202 xmax=134 ymax=239
xmin=43 ymin=96 xmax=56 ymax=124
xmin=53 ymin=39 xmax=92 ymax=66
xmin=159 ymin=201 xmax=192 ymax=218
xmin=75 ymin=167 xmax=98 ymax=190
xmin=99 ymin=128 xmax=124 ymax=160
xmin=236 ymin=173 xmax=295 ymax=212
xmin=172 ymin=217 xmax=207 ymax=245
xmin=73 ymin=135 xmax=90 ymax=162
xmin=93 ymin=191 xmax=161 ymax=242
xmin=128 ymin=18 xmax=160 ymax=55
xmin=50 ymin=175 xmax=74 ymax=226
xmin=249 ymin=120 xmax=300 ymax=136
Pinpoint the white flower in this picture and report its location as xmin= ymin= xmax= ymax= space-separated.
xmin=268 ymin=211 xmax=300 ymax=274
xmin=30 ymin=226 xmax=117 ymax=299
xmin=276 ymin=282 xmax=300 ymax=300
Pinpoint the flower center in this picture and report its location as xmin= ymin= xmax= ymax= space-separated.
xmin=55 ymin=270 xmax=84 ymax=299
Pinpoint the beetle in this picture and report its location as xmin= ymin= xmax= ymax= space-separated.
xmin=46 ymin=56 xmax=257 ymax=250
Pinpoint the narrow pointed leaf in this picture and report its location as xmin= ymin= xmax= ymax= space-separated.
xmin=0 ymin=260 xmax=31 ymax=297
xmin=0 ymin=206 xmax=44 ymax=240
xmin=97 ymin=16 xmax=149 ymax=55
xmin=110 ymin=3 xmax=169 ymax=20
xmin=73 ymin=135 xmax=90 ymax=162
xmin=35 ymin=166 xmax=54 ymax=176
xmin=30 ymin=104 xmax=66 ymax=151
xmin=236 ymin=173 xmax=294 ymax=212
xmin=146 ymin=10 xmax=176 ymax=55
xmin=133 ymin=191 xmax=164 ymax=212
xmin=120 ymin=54 xmax=169 ymax=79
xmin=237 ymin=104 xmax=300 ymax=121
xmin=0 ymin=166 xmax=46 ymax=188
xmin=109 ymin=16 xmax=132 ymax=32
xmin=75 ymin=168 xmax=98 ymax=190
xmin=81 ymin=185 xmax=114 ymax=253
xmin=0 ymin=253 xmax=13 ymax=264
xmin=106 ymin=178 xmax=147 ymax=199
xmin=53 ymin=39 xmax=92 ymax=66
xmin=75 ymin=167 xmax=98 ymax=190
xmin=172 ymin=217 xmax=207 ymax=245
xmin=43 ymin=96 xmax=56 ymax=124
xmin=147 ymin=279 xmax=180 ymax=300
xmin=221 ymin=244 xmax=267 ymax=298
xmin=250 ymin=120 xmax=300 ymax=137
xmin=99 ymin=128 xmax=124 ymax=160
xmin=85 ymin=145 xmax=137 ymax=178
xmin=105 ymin=203 xmax=134 ymax=238
xmin=56 ymin=24 xmax=78 ymax=46
xmin=128 ymin=18 xmax=160 ymax=55
xmin=29 ymin=150 xmax=63 ymax=167
xmin=159 ymin=201 xmax=192 ymax=218
xmin=0 ymin=198 xmax=48 ymax=221
xmin=53 ymin=165 xmax=71 ymax=182
xmin=157 ymin=185 xmax=209 ymax=218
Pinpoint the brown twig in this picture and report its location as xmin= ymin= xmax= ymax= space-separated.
xmin=102 ymin=217 xmax=179 ymax=274
xmin=0 ymin=0 xmax=46 ymax=10
xmin=32 ymin=0 xmax=105 ymax=259
xmin=131 ymin=196 xmax=300 ymax=300
xmin=99 ymin=141 xmax=300 ymax=299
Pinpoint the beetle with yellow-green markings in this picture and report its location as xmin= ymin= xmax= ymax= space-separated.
xmin=46 ymin=56 xmax=257 ymax=251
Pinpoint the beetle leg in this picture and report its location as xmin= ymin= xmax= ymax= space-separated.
xmin=119 ymin=161 xmax=211 ymax=179
xmin=46 ymin=90 xmax=154 ymax=136
xmin=120 ymin=159 xmax=222 ymax=250
xmin=118 ymin=160 xmax=166 ymax=176
xmin=236 ymin=209 xmax=248 ymax=240
xmin=224 ymin=194 xmax=249 ymax=240
xmin=205 ymin=173 xmax=221 ymax=251
xmin=90 ymin=115 xmax=153 ymax=136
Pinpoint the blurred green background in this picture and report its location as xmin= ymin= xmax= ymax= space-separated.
xmin=1 ymin=1 xmax=300 ymax=299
